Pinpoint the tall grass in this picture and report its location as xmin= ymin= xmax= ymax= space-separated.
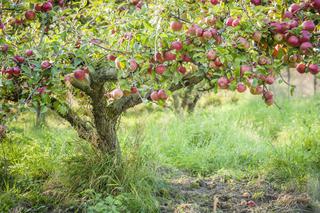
xmin=1 ymin=94 xmax=320 ymax=211
xmin=122 ymin=94 xmax=320 ymax=185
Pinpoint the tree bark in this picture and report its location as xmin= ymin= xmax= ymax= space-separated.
xmin=314 ymin=75 xmax=317 ymax=96
xmin=187 ymin=94 xmax=200 ymax=113
xmin=35 ymin=101 xmax=42 ymax=127
xmin=90 ymin=84 xmax=121 ymax=159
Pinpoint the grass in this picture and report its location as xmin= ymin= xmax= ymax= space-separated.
xmin=1 ymin=93 xmax=320 ymax=211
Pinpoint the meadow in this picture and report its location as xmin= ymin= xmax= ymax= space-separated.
xmin=1 ymin=93 xmax=320 ymax=212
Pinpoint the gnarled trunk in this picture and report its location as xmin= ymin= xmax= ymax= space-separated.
xmin=90 ymin=84 xmax=121 ymax=159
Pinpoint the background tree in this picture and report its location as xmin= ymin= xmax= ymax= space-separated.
xmin=0 ymin=0 xmax=319 ymax=159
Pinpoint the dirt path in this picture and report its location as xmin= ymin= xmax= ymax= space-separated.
xmin=159 ymin=170 xmax=314 ymax=213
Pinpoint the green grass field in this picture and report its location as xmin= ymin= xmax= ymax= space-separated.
xmin=1 ymin=93 xmax=320 ymax=212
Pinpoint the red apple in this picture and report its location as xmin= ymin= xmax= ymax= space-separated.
xmin=299 ymin=30 xmax=312 ymax=43
xmin=12 ymin=67 xmax=21 ymax=76
xmin=207 ymin=50 xmax=217 ymax=60
xmin=309 ymin=64 xmax=319 ymax=75
xmin=202 ymin=30 xmax=212 ymax=39
xmin=214 ymin=57 xmax=223 ymax=67
xmin=287 ymin=35 xmax=300 ymax=47
xmin=289 ymin=3 xmax=300 ymax=13
xmin=263 ymin=91 xmax=273 ymax=100
xmin=13 ymin=56 xmax=25 ymax=63
xmin=253 ymin=31 xmax=262 ymax=43
xmin=210 ymin=28 xmax=218 ymax=36
xmin=41 ymin=60 xmax=51 ymax=70
xmin=265 ymin=75 xmax=275 ymax=84
xmin=25 ymin=11 xmax=36 ymax=20
xmin=302 ymin=21 xmax=315 ymax=31
xmin=170 ymin=21 xmax=183 ymax=31
xmin=181 ymin=54 xmax=192 ymax=62
xmin=111 ymin=88 xmax=123 ymax=99
xmin=74 ymin=69 xmax=86 ymax=80
xmin=210 ymin=0 xmax=219 ymax=5
xmin=237 ymin=37 xmax=250 ymax=49
xmin=300 ymin=42 xmax=313 ymax=54
xmin=1 ymin=44 xmax=8 ymax=53
xmin=58 ymin=0 xmax=65 ymax=7
xmin=107 ymin=54 xmax=117 ymax=61
xmin=240 ymin=65 xmax=252 ymax=76
xmin=130 ymin=0 xmax=139 ymax=5
xmin=237 ymin=83 xmax=247 ymax=93
xmin=288 ymin=20 xmax=299 ymax=29
xmin=155 ymin=64 xmax=166 ymax=74
xmin=171 ymin=41 xmax=183 ymax=51
xmin=129 ymin=59 xmax=138 ymax=72
xmin=226 ymin=17 xmax=234 ymax=26
xmin=164 ymin=51 xmax=176 ymax=61
xmin=25 ymin=50 xmax=33 ymax=57
xmin=296 ymin=63 xmax=306 ymax=73
xmin=195 ymin=28 xmax=204 ymax=37
xmin=37 ymin=86 xmax=47 ymax=94
xmin=6 ymin=68 xmax=14 ymax=75
xmin=218 ymin=77 xmax=229 ymax=89
xmin=205 ymin=17 xmax=217 ymax=26
xmin=42 ymin=2 xmax=53 ymax=12
xmin=312 ymin=0 xmax=320 ymax=9
xmin=251 ymin=0 xmax=261 ymax=5
xmin=131 ymin=86 xmax=138 ymax=94
xmin=177 ymin=65 xmax=186 ymax=74
xmin=265 ymin=98 xmax=274 ymax=106
xmin=157 ymin=89 xmax=168 ymax=100
xmin=232 ymin=18 xmax=240 ymax=27
xmin=283 ymin=11 xmax=293 ymax=19
xmin=35 ymin=4 xmax=42 ymax=12
xmin=150 ymin=91 xmax=159 ymax=101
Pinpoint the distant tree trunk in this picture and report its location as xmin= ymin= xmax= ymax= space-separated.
xmin=187 ymin=94 xmax=200 ymax=113
xmin=173 ymin=86 xmax=201 ymax=114
xmin=287 ymin=67 xmax=290 ymax=99
xmin=35 ymin=101 xmax=42 ymax=127
xmin=314 ymin=75 xmax=317 ymax=96
xmin=172 ymin=93 xmax=181 ymax=114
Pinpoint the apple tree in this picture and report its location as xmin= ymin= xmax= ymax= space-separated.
xmin=0 ymin=0 xmax=319 ymax=159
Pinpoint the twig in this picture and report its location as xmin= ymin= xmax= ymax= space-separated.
xmin=279 ymin=72 xmax=295 ymax=87
xmin=273 ymin=100 xmax=282 ymax=110
xmin=240 ymin=0 xmax=253 ymax=23
xmin=169 ymin=13 xmax=192 ymax=24
xmin=92 ymin=42 xmax=132 ymax=54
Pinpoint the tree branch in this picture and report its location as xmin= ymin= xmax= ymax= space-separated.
xmin=50 ymin=97 xmax=96 ymax=142
xmin=109 ymin=73 xmax=205 ymax=114
xmin=107 ymin=93 xmax=144 ymax=115
xmin=90 ymin=66 xmax=118 ymax=85
xmin=168 ymin=73 xmax=205 ymax=92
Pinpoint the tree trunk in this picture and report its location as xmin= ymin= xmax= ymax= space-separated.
xmin=314 ymin=75 xmax=317 ymax=96
xmin=287 ymin=67 xmax=290 ymax=99
xmin=35 ymin=101 xmax=42 ymax=127
xmin=172 ymin=93 xmax=181 ymax=114
xmin=187 ymin=94 xmax=200 ymax=113
xmin=90 ymin=85 xmax=121 ymax=159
